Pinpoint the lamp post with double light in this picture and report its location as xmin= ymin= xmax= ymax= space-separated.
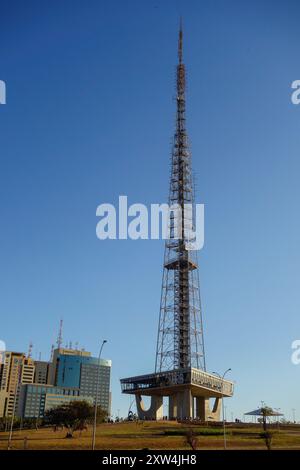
xmin=212 ymin=368 xmax=231 ymax=450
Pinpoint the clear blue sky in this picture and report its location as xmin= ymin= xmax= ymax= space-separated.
xmin=1 ymin=0 xmax=300 ymax=420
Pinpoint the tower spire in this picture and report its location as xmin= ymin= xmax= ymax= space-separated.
xmin=178 ymin=18 xmax=183 ymax=64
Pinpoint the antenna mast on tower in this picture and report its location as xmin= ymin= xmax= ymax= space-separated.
xmin=27 ymin=341 xmax=33 ymax=358
xmin=56 ymin=319 xmax=63 ymax=349
xmin=50 ymin=344 xmax=54 ymax=361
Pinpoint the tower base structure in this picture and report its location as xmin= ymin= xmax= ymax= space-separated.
xmin=121 ymin=368 xmax=234 ymax=421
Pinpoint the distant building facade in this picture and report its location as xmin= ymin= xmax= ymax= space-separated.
xmin=0 ymin=352 xmax=35 ymax=417
xmin=18 ymin=384 xmax=93 ymax=418
xmin=2 ymin=347 xmax=112 ymax=420
xmin=0 ymin=348 xmax=111 ymax=418
xmin=54 ymin=349 xmax=111 ymax=414
xmin=34 ymin=360 xmax=54 ymax=385
xmin=0 ymin=363 xmax=3 ymax=388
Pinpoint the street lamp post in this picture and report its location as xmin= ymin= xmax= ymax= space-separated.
xmin=7 ymin=381 xmax=19 ymax=450
xmin=212 ymin=368 xmax=231 ymax=450
xmin=7 ymin=359 xmax=22 ymax=451
xmin=128 ymin=398 xmax=135 ymax=415
xmin=92 ymin=340 xmax=107 ymax=451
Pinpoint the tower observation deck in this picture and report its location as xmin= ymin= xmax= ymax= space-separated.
xmin=120 ymin=25 xmax=234 ymax=421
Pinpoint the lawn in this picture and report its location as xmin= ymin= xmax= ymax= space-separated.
xmin=1 ymin=421 xmax=300 ymax=450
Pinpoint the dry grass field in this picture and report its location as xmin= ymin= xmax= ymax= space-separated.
xmin=1 ymin=421 xmax=300 ymax=451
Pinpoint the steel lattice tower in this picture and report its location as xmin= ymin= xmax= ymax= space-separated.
xmin=155 ymin=25 xmax=206 ymax=373
xmin=121 ymin=26 xmax=234 ymax=421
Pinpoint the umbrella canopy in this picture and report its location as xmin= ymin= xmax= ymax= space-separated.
xmin=244 ymin=407 xmax=283 ymax=416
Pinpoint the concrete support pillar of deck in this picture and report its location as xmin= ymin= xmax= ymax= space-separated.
xmin=135 ymin=395 xmax=164 ymax=420
xmin=182 ymin=389 xmax=193 ymax=419
xmin=168 ymin=394 xmax=178 ymax=419
xmin=195 ymin=397 xmax=222 ymax=421
xmin=174 ymin=390 xmax=193 ymax=420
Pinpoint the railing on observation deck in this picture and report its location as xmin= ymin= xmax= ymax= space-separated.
xmin=191 ymin=369 xmax=234 ymax=396
xmin=121 ymin=368 xmax=234 ymax=396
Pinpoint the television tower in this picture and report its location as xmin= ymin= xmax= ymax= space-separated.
xmin=121 ymin=24 xmax=234 ymax=421
xmin=155 ymin=23 xmax=205 ymax=373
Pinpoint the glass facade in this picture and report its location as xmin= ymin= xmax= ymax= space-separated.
xmin=20 ymin=384 xmax=81 ymax=418
xmin=55 ymin=354 xmax=111 ymax=413
xmin=44 ymin=393 xmax=93 ymax=412
xmin=80 ymin=363 xmax=110 ymax=411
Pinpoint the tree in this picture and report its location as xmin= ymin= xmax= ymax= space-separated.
xmin=260 ymin=431 xmax=273 ymax=451
xmin=260 ymin=407 xmax=273 ymax=432
xmin=185 ymin=429 xmax=199 ymax=450
xmin=260 ymin=407 xmax=275 ymax=450
xmin=45 ymin=400 xmax=94 ymax=438
xmin=96 ymin=406 xmax=108 ymax=424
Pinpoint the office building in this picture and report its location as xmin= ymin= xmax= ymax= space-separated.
xmin=54 ymin=349 xmax=111 ymax=414
xmin=34 ymin=360 xmax=54 ymax=385
xmin=18 ymin=384 xmax=93 ymax=419
xmin=1 ymin=345 xmax=112 ymax=419
xmin=17 ymin=348 xmax=111 ymax=419
xmin=0 ymin=352 xmax=35 ymax=417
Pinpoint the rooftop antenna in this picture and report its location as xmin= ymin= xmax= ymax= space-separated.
xmin=38 ymin=352 xmax=42 ymax=361
xmin=56 ymin=318 xmax=63 ymax=349
xmin=50 ymin=344 xmax=54 ymax=361
xmin=75 ymin=341 xmax=79 ymax=350
xmin=27 ymin=341 xmax=33 ymax=358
